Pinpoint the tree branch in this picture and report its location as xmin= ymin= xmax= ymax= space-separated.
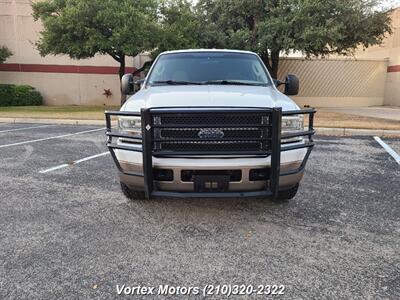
xmin=108 ymin=52 xmax=121 ymax=62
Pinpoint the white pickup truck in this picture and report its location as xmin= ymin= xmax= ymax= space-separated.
xmin=105 ymin=49 xmax=315 ymax=201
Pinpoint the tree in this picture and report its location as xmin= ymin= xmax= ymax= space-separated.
xmin=32 ymin=0 xmax=160 ymax=104
xmin=151 ymin=0 xmax=201 ymax=58
xmin=196 ymin=0 xmax=392 ymax=78
xmin=0 ymin=46 xmax=12 ymax=64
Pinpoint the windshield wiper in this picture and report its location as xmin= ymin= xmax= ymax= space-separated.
xmin=151 ymin=80 xmax=267 ymax=86
xmin=203 ymin=80 xmax=266 ymax=86
xmin=152 ymin=80 xmax=203 ymax=85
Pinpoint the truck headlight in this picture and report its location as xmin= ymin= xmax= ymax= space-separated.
xmin=118 ymin=116 xmax=142 ymax=138
xmin=282 ymin=115 xmax=303 ymax=143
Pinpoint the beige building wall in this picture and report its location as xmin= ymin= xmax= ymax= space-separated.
xmin=0 ymin=71 xmax=122 ymax=106
xmin=0 ymin=0 xmax=147 ymax=106
xmin=384 ymin=71 xmax=400 ymax=106
xmin=278 ymin=58 xmax=388 ymax=108
xmin=355 ymin=7 xmax=400 ymax=106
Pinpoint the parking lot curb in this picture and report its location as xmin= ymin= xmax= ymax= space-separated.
xmin=316 ymin=127 xmax=400 ymax=137
xmin=0 ymin=117 xmax=108 ymax=126
xmin=0 ymin=118 xmax=399 ymax=137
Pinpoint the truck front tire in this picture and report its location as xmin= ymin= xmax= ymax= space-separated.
xmin=275 ymin=184 xmax=299 ymax=201
xmin=120 ymin=182 xmax=145 ymax=200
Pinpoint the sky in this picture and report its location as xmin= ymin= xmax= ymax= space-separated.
xmin=381 ymin=0 xmax=400 ymax=9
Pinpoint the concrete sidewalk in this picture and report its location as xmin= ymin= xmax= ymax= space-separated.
xmin=321 ymin=106 xmax=400 ymax=121
xmin=316 ymin=127 xmax=400 ymax=137
xmin=0 ymin=117 xmax=107 ymax=126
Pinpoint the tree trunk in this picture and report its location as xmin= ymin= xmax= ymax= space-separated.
xmin=260 ymin=51 xmax=272 ymax=75
xmin=118 ymin=55 xmax=126 ymax=106
xmin=270 ymin=49 xmax=280 ymax=79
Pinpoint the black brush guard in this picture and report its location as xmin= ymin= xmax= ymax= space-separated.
xmin=105 ymin=107 xmax=316 ymax=199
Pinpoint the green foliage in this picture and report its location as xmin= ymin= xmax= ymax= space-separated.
xmin=32 ymin=0 xmax=203 ymax=64
xmin=32 ymin=0 xmax=159 ymax=59
xmin=195 ymin=0 xmax=393 ymax=78
xmin=151 ymin=0 xmax=201 ymax=58
xmin=0 ymin=85 xmax=14 ymax=106
xmin=32 ymin=0 xmax=160 ymax=79
xmin=32 ymin=0 xmax=163 ymax=104
xmin=0 ymin=85 xmax=43 ymax=106
xmin=14 ymin=85 xmax=43 ymax=106
xmin=0 ymin=46 xmax=13 ymax=64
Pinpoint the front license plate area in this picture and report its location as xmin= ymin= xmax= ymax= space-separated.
xmin=194 ymin=175 xmax=230 ymax=192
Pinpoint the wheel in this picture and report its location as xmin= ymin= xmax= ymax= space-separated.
xmin=274 ymin=184 xmax=299 ymax=201
xmin=120 ymin=182 xmax=146 ymax=200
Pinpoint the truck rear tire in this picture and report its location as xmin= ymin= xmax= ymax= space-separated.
xmin=120 ymin=182 xmax=145 ymax=200
xmin=275 ymin=184 xmax=299 ymax=201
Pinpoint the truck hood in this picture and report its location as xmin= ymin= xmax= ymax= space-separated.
xmin=123 ymin=85 xmax=299 ymax=112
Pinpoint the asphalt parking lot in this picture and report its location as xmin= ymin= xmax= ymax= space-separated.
xmin=0 ymin=123 xmax=399 ymax=299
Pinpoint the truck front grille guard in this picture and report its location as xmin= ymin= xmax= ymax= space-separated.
xmin=105 ymin=107 xmax=316 ymax=199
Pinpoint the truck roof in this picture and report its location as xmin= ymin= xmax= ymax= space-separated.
xmin=159 ymin=49 xmax=257 ymax=55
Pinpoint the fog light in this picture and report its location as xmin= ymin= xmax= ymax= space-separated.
xmin=153 ymin=169 xmax=173 ymax=181
xmin=249 ymin=168 xmax=270 ymax=181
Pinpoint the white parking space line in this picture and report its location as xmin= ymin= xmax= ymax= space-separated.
xmin=374 ymin=136 xmax=400 ymax=165
xmin=0 ymin=127 xmax=105 ymax=149
xmin=39 ymin=163 xmax=70 ymax=174
xmin=39 ymin=151 xmax=110 ymax=174
xmin=0 ymin=124 xmax=55 ymax=134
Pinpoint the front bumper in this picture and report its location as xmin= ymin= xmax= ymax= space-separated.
xmin=118 ymin=159 xmax=305 ymax=194
xmin=105 ymin=107 xmax=316 ymax=199
xmin=117 ymin=148 xmax=306 ymax=191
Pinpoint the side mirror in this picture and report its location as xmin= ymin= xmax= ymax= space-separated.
xmin=133 ymin=78 xmax=145 ymax=93
xmin=273 ymin=79 xmax=284 ymax=87
xmin=284 ymin=74 xmax=299 ymax=96
xmin=121 ymin=74 xmax=134 ymax=95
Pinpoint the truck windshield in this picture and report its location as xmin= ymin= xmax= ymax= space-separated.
xmin=147 ymin=52 xmax=272 ymax=86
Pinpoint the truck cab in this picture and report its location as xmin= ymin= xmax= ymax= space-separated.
xmin=105 ymin=49 xmax=315 ymax=201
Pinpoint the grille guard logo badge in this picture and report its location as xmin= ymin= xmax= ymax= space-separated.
xmin=198 ymin=128 xmax=225 ymax=139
